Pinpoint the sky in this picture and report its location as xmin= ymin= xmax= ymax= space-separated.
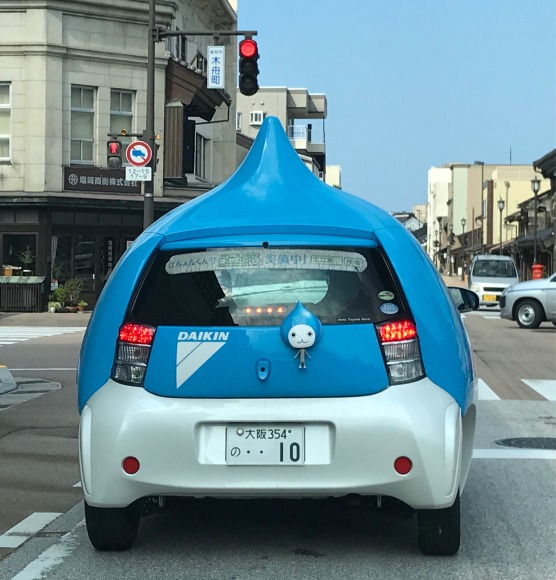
xmin=238 ymin=0 xmax=556 ymax=211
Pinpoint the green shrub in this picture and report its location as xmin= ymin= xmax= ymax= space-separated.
xmin=63 ymin=278 xmax=83 ymax=306
xmin=49 ymin=287 xmax=67 ymax=304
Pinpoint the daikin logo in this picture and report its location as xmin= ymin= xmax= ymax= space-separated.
xmin=176 ymin=331 xmax=229 ymax=389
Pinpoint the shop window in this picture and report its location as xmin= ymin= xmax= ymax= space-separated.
xmin=110 ymin=90 xmax=134 ymax=156
xmin=51 ymin=236 xmax=72 ymax=285
xmin=74 ymin=236 xmax=95 ymax=292
xmin=0 ymin=83 xmax=11 ymax=161
xmin=71 ymin=86 xmax=95 ymax=164
xmin=2 ymin=234 xmax=36 ymax=275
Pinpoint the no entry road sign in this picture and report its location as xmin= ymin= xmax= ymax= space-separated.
xmin=126 ymin=141 xmax=152 ymax=167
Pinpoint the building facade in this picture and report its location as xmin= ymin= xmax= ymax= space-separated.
xmin=0 ymin=0 xmax=239 ymax=306
xmin=236 ymin=86 xmax=328 ymax=178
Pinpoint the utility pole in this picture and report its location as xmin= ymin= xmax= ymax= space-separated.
xmin=142 ymin=0 xmax=257 ymax=229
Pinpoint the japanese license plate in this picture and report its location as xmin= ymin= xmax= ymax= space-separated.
xmin=226 ymin=425 xmax=304 ymax=465
xmin=483 ymin=294 xmax=496 ymax=301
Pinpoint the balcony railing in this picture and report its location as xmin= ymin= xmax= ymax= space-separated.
xmin=287 ymin=125 xmax=324 ymax=144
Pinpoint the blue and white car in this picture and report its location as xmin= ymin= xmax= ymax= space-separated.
xmin=78 ymin=117 xmax=478 ymax=555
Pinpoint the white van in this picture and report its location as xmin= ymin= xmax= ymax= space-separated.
xmin=468 ymin=255 xmax=519 ymax=307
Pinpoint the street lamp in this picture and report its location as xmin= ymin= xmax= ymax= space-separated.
xmin=497 ymin=198 xmax=505 ymax=255
xmin=504 ymin=181 xmax=510 ymax=242
xmin=461 ymin=217 xmax=467 ymax=280
xmin=474 ymin=161 xmax=485 ymax=253
xmin=434 ymin=229 xmax=439 ymax=269
xmin=531 ymin=177 xmax=541 ymax=264
xmin=448 ymin=224 xmax=454 ymax=275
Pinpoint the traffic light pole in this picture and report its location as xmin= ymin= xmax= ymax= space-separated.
xmin=143 ymin=0 xmax=257 ymax=229
xmin=143 ymin=0 xmax=157 ymax=230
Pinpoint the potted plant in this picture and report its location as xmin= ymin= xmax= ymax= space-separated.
xmin=63 ymin=278 xmax=84 ymax=312
xmin=78 ymin=300 xmax=88 ymax=312
xmin=17 ymin=246 xmax=36 ymax=276
xmin=48 ymin=301 xmax=61 ymax=313
xmin=49 ymin=287 xmax=67 ymax=308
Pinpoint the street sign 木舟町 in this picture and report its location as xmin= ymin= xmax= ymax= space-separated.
xmin=207 ymin=46 xmax=225 ymax=89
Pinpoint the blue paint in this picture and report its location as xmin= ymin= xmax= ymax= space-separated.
xmin=77 ymin=232 xmax=164 ymax=411
xmin=380 ymin=303 xmax=399 ymax=315
xmin=144 ymin=325 xmax=389 ymax=399
xmin=77 ymin=116 xmax=474 ymax=413
xmin=280 ymin=302 xmax=323 ymax=344
xmin=374 ymin=227 xmax=475 ymax=411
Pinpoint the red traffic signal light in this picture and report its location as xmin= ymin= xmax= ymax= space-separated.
xmin=239 ymin=38 xmax=259 ymax=97
xmin=107 ymin=139 xmax=123 ymax=169
xmin=239 ymin=39 xmax=257 ymax=58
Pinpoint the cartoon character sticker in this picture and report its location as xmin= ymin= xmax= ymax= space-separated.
xmin=280 ymin=302 xmax=322 ymax=369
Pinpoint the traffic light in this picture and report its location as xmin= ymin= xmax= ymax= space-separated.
xmin=239 ymin=38 xmax=259 ymax=96
xmin=107 ymin=139 xmax=123 ymax=169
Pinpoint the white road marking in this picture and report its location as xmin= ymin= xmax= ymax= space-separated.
xmin=0 ymin=327 xmax=85 ymax=349
xmin=0 ymin=513 xmax=61 ymax=549
xmin=73 ymin=482 xmax=81 ymax=488
xmin=9 ymin=522 xmax=83 ymax=580
xmin=522 ymin=379 xmax=556 ymax=401
xmin=9 ymin=368 xmax=77 ymax=372
xmin=474 ymin=449 xmax=556 ymax=459
xmin=483 ymin=315 xmax=501 ymax=319
xmin=478 ymin=379 xmax=501 ymax=400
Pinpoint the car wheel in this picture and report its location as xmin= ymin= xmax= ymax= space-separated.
xmin=418 ymin=492 xmax=460 ymax=556
xmin=516 ymin=300 xmax=543 ymax=329
xmin=85 ymin=501 xmax=140 ymax=551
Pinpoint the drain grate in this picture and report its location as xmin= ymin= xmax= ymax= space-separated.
xmin=496 ymin=437 xmax=556 ymax=450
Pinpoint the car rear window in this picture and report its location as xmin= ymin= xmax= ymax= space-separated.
xmin=472 ymin=259 xmax=517 ymax=278
xmin=128 ymin=247 xmax=408 ymax=327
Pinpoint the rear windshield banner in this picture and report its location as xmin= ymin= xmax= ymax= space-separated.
xmin=165 ymin=249 xmax=368 ymax=275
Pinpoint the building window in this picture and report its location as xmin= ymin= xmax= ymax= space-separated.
xmin=0 ymin=83 xmax=11 ymax=162
xmin=110 ymin=90 xmax=134 ymax=158
xmin=179 ymin=35 xmax=187 ymax=62
xmin=195 ymin=133 xmax=208 ymax=179
xmin=2 ymin=234 xmax=37 ymax=275
xmin=236 ymin=111 xmax=242 ymax=131
xmin=71 ymin=86 xmax=95 ymax=164
xmin=250 ymin=111 xmax=265 ymax=126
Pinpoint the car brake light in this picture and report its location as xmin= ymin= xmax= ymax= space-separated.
xmin=377 ymin=319 xmax=424 ymax=384
xmin=118 ymin=322 xmax=156 ymax=344
xmin=112 ymin=323 xmax=156 ymax=386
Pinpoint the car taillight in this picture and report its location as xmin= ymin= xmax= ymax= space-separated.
xmin=377 ymin=320 xmax=424 ymax=384
xmin=111 ymin=323 xmax=156 ymax=386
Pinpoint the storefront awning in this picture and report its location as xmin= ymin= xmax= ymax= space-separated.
xmin=166 ymin=59 xmax=231 ymax=121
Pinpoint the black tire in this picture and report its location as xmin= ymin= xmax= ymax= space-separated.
xmin=516 ymin=299 xmax=543 ymax=329
xmin=418 ymin=493 xmax=460 ymax=556
xmin=85 ymin=501 xmax=140 ymax=551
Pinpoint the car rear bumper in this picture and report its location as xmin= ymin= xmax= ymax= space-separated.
xmin=79 ymin=379 xmax=476 ymax=510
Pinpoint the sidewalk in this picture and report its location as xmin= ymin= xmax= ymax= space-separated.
xmin=441 ymin=274 xmax=467 ymax=288
xmin=0 ymin=312 xmax=91 ymax=327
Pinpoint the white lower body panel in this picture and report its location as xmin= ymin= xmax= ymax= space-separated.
xmin=80 ymin=378 xmax=475 ymax=510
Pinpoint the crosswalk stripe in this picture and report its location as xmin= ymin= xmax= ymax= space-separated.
xmin=478 ymin=379 xmax=501 ymax=400
xmin=0 ymin=327 xmax=86 ymax=349
xmin=521 ymin=380 xmax=556 ymax=401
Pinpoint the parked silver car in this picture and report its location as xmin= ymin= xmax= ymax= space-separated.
xmin=500 ymin=273 xmax=556 ymax=328
xmin=468 ymin=255 xmax=519 ymax=308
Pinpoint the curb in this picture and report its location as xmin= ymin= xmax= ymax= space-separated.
xmin=0 ymin=365 xmax=17 ymax=395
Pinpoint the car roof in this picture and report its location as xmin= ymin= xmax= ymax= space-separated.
xmin=473 ymin=255 xmax=513 ymax=261
xmin=146 ymin=117 xmax=402 ymax=243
